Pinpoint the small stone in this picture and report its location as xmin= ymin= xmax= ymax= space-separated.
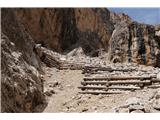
xmin=157 ymin=72 xmax=160 ymax=80
xmin=81 ymin=108 xmax=88 ymax=112
xmin=91 ymin=106 xmax=97 ymax=110
xmin=12 ymin=67 xmax=19 ymax=72
xmin=152 ymin=99 xmax=160 ymax=110
xmin=125 ymin=97 xmax=142 ymax=106
xmin=155 ymin=89 xmax=160 ymax=99
xmin=144 ymin=104 xmax=153 ymax=113
xmin=71 ymin=96 xmax=75 ymax=99
xmin=130 ymin=110 xmax=144 ymax=113
xmin=53 ymin=81 xmax=59 ymax=87
xmin=44 ymin=91 xmax=52 ymax=96
xmin=66 ymin=84 xmax=71 ymax=87
xmin=129 ymin=104 xmax=144 ymax=112
xmin=50 ymin=90 xmax=55 ymax=94
xmin=44 ymin=89 xmax=55 ymax=96
xmin=119 ymin=108 xmax=129 ymax=113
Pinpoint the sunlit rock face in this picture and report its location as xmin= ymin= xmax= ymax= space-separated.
xmin=10 ymin=8 xmax=160 ymax=66
xmin=13 ymin=8 xmax=159 ymax=67
xmin=109 ymin=21 xmax=160 ymax=67
xmin=1 ymin=9 xmax=45 ymax=112
xmin=109 ymin=11 xmax=160 ymax=67
xmin=14 ymin=8 xmax=114 ymax=54
xmin=128 ymin=22 xmax=160 ymax=67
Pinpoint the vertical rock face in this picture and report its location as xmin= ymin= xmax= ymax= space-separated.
xmin=109 ymin=12 xmax=160 ymax=67
xmin=129 ymin=22 xmax=160 ymax=66
xmin=110 ymin=12 xmax=132 ymax=25
xmin=13 ymin=8 xmax=160 ymax=66
xmin=14 ymin=8 xmax=63 ymax=51
xmin=1 ymin=9 xmax=45 ymax=112
xmin=74 ymin=8 xmax=114 ymax=54
xmin=14 ymin=8 xmax=114 ymax=55
xmin=109 ymin=21 xmax=130 ymax=63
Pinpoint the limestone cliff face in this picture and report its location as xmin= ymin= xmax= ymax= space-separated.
xmin=14 ymin=9 xmax=63 ymax=51
xmin=1 ymin=9 xmax=45 ymax=112
xmin=14 ymin=8 xmax=114 ymax=54
xmin=110 ymin=12 xmax=132 ymax=25
xmin=13 ymin=8 xmax=160 ymax=67
xmin=109 ymin=19 xmax=160 ymax=67
xmin=129 ymin=22 xmax=160 ymax=67
xmin=3 ymin=8 xmax=160 ymax=67
xmin=74 ymin=8 xmax=114 ymax=54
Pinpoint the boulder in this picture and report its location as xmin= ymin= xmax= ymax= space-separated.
xmin=157 ymin=72 xmax=160 ymax=81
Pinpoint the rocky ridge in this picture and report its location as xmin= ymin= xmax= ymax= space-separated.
xmin=1 ymin=9 xmax=45 ymax=112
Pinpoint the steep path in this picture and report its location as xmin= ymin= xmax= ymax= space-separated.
xmin=41 ymin=66 xmax=160 ymax=113
xmin=42 ymin=67 xmax=83 ymax=112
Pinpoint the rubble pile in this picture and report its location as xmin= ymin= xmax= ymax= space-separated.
xmin=1 ymin=34 xmax=45 ymax=112
xmin=35 ymin=45 xmax=109 ymax=70
xmin=113 ymin=88 xmax=160 ymax=113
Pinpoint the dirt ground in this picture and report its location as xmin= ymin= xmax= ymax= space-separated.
xmin=42 ymin=67 xmax=159 ymax=113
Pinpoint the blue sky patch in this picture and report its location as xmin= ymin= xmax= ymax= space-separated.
xmin=109 ymin=8 xmax=160 ymax=25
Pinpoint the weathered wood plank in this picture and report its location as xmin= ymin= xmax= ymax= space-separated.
xmin=148 ymin=85 xmax=160 ymax=88
xmin=83 ymin=76 xmax=153 ymax=81
xmin=78 ymin=86 xmax=141 ymax=90
xmin=81 ymin=80 xmax=151 ymax=85
xmin=79 ymin=91 xmax=123 ymax=94
xmin=78 ymin=86 xmax=107 ymax=90
xmin=108 ymin=86 xmax=141 ymax=90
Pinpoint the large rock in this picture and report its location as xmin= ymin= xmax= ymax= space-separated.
xmin=1 ymin=9 xmax=45 ymax=112
xmin=109 ymin=21 xmax=160 ymax=67
xmin=152 ymin=99 xmax=160 ymax=110
xmin=13 ymin=8 xmax=114 ymax=54
xmin=157 ymin=72 xmax=160 ymax=81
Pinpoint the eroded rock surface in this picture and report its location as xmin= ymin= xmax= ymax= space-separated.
xmin=11 ymin=8 xmax=160 ymax=66
xmin=1 ymin=9 xmax=45 ymax=112
xmin=113 ymin=88 xmax=160 ymax=113
xmin=109 ymin=14 xmax=160 ymax=67
xmin=14 ymin=8 xmax=114 ymax=54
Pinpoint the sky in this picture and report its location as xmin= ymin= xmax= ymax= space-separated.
xmin=109 ymin=8 xmax=160 ymax=25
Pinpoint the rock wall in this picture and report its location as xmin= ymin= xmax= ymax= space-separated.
xmin=110 ymin=12 xmax=132 ymax=25
xmin=13 ymin=8 xmax=114 ymax=55
xmin=12 ymin=8 xmax=160 ymax=66
xmin=109 ymin=20 xmax=160 ymax=67
xmin=1 ymin=9 xmax=45 ymax=112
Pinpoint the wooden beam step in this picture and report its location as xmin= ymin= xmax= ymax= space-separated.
xmin=79 ymin=91 xmax=123 ymax=95
xmin=148 ymin=85 xmax=160 ymax=88
xmin=83 ymin=67 xmax=136 ymax=72
xmin=151 ymin=79 xmax=160 ymax=82
xmin=108 ymin=86 xmax=141 ymax=90
xmin=78 ymin=86 xmax=141 ymax=90
xmin=78 ymin=86 xmax=107 ymax=90
xmin=109 ymin=80 xmax=151 ymax=85
xmin=83 ymin=76 xmax=153 ymax=81
xmin=81 ymin=80 xmax=151 ymax=85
